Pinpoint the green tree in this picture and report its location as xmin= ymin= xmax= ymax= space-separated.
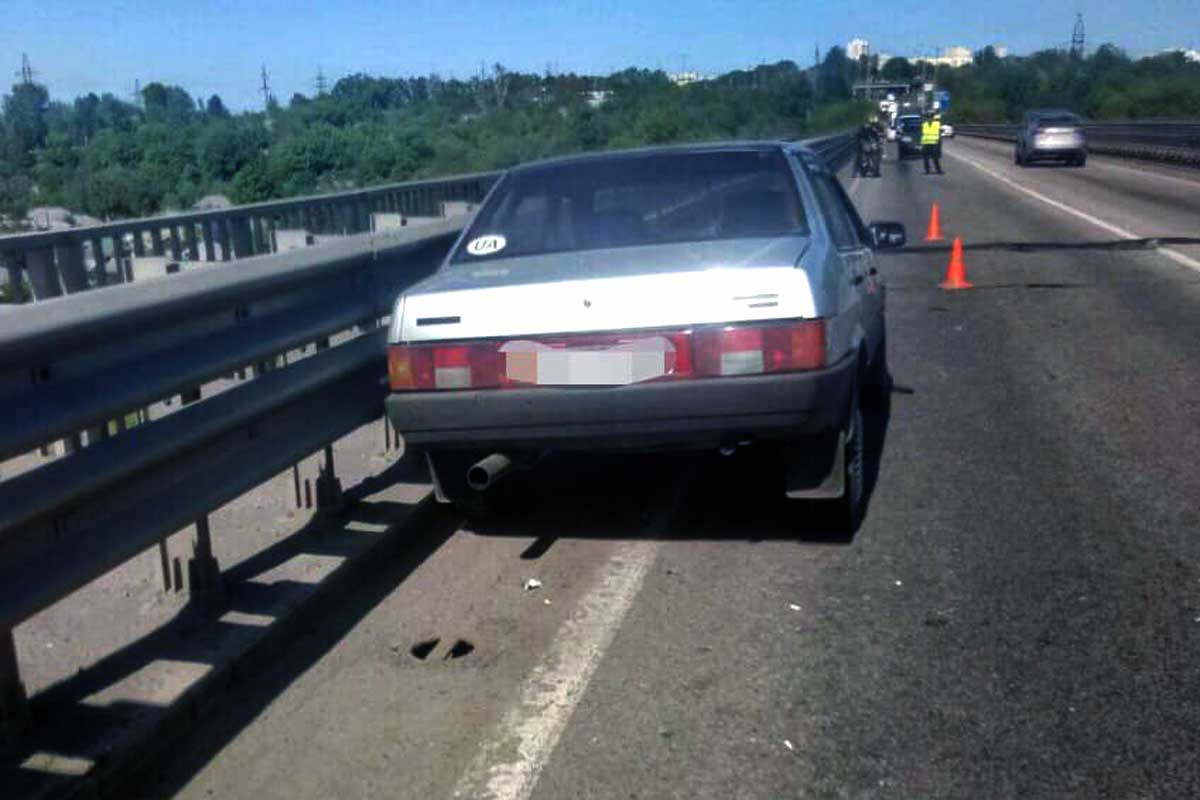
xmin=205 ymin=94 xmax=230 ymax=117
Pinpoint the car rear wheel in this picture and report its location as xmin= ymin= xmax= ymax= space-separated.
xmin=863 ymin=332 xmax=891 ymax=409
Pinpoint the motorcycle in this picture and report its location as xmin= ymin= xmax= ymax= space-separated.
xmin=857 ymin=139 xmax=882 ymax=178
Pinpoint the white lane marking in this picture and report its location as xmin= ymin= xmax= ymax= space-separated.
xmin=451 ymin=540 xmax=660 ymax=800
xmin=947 ymin=149 xmax=1200 ymax=273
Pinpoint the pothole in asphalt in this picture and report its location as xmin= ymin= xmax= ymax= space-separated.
xmin=410 ymin=638 xmax=440 ymax=660
xmin=445 ymin=639 xmax=474 ymax=660
xmin=407 ymin=637 xmax=475 ymax=662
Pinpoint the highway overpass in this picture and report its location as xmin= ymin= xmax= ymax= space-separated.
xmin=3 ymin=131 xmax=1200 ymax=798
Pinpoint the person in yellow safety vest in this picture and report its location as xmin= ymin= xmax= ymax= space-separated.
xmin=921 ymin=111 xmax=943 ymax=175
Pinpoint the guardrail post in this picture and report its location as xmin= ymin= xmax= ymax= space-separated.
xmin=132 ymin=229 xmax=146 ymax=258
xmin=184 ymin=223 xmax=200 ymax=262
xmin=25 ymin=247 xmax=61 ymax=300
xmin=168 ymin=226 xmax=183 ymax=262
xmin=0 ymin=251 xmax=20 ymax=297
xmin=150 ymin=227 xmax=165 ymax=257
xmin=187 ymin=516 xmax=224 ymax=607
xmin=251 ymin=218 xmax=268 ymax=254
xmin=201 ymin=222 xmax=216 ymax=261
xmin=55 ymin=241 xmax=89 ymax=293
xmin=89 ymin=237 xmax=107 ymax=286
xmin=216 ymin=220 xmax=232 ymax=261
xmin=315 ymin=444 xmax=343 ymax=512
xmin=0 ymin=629 xmax=29 ymax=745
xmin=117 ymin=235 xmax=133 ymax=282
xmin=229 ymin=217 xmax=254 ymax=259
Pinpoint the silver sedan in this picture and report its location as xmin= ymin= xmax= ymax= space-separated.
xmin=386 ymin=142 xmax=905 ymax=529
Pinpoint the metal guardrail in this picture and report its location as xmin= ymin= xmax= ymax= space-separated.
xmin=955 ymin=121 xmax=1200 ymax=167
xmin=0 ymin=170 xmax=501 ymax=303
xmin=0 ymin=132 xmax=853 ymax=739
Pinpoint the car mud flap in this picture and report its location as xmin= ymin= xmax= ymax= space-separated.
xmin=784 ymin=433 xmax=844 ymax=500
xmin=426 ymin=452 xmax=455 ymax=503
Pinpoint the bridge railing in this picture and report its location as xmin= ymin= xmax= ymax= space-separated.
xmin=0 ymin=171 xmax=501 ymax=303
xmin=955 ymin=121 xmax=1200 ymax=167
xmin=0 ymin=132 xmax=853 ymax=740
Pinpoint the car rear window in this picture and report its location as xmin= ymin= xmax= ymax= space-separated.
xmin=1036 ymin=115 xmax=1080 ymax=129
xmin=451 ymin=149 xmax=807 ymax=263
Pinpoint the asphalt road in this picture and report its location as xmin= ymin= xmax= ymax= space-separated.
xmin=136 ymin=140 xmax=1200 ymax=799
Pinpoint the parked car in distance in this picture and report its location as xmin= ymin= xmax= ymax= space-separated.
xmin=385 ymin=142 xmax=905 ymax=530
xmin=1015 ymin=109 xmax=1087 ymax=167
xmin=940 ymin=122 xmax=955 ymax=139
xmin=895 ymin=115 xmax=922 ymax=159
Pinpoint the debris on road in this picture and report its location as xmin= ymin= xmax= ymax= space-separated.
xmin=788 ymin=603 xmax=802 ymax=612
xmin=543 ymin=598 xmax=552 ymax=606
xmin=523 ymin=578 xmax=543 ymax=592
xmin=783 ymin=739 xmax=796 ymax=752
xmin=895 ymin=580 xmax=903 ymax=587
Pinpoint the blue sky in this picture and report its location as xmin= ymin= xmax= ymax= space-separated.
xmin=2 ymin=0 xmax=1195 ymax=110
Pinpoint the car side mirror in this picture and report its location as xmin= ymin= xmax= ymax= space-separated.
xmin=868 ymin=221 xmax=906 ymax=249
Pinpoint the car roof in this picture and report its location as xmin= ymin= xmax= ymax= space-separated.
xmin=506 ymin=140 xmax=802 ymax=174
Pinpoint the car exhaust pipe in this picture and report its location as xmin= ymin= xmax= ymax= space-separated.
xmin=467 ymin=453 xmax=513 ymax=492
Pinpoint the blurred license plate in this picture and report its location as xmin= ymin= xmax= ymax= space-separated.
xmin=505 ymin=349 xmax=667 ymax=386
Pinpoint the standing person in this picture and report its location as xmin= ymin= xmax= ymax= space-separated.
xmin=921 ymin=110 xmax=943 ymax=174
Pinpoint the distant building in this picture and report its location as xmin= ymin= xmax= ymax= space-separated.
xmin=993 ymin=45 xmax=1009 ymax=58
xmin=876 ymin=53 xmax=893 ymax=68
xmin=585 ymin=90 xmax=611 ymax=108
xmin=922 ymin=46 xmax=973 ymax=68
xmin=847 ymin=38 xmax=870 ymax=61
xmin=1163 ymin=47 xmax=1200 ymax=62
xmin=668 ymin=71 xmax=705 ymax=86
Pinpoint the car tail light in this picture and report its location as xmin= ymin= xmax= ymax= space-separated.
xmin=388 ymin=319 xmax=825 ymax=391
xmin=694 ymin=320 xmax=825 ymax=376
xmin=388 ymin=343 xmax=504 ymax=390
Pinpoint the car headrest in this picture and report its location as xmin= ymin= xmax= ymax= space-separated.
xmin=720 ymin=190 xmax=791 ymax=238
xmin=586 ymin=208 xmax=646 ymax=248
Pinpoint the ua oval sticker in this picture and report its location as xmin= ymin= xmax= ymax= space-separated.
xmin=466 ymin=234 xmax=507 ymax=256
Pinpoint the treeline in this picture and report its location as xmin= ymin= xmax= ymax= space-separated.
xmin=2 ymin=43 xmax=1197 ymax=226
xmin=894 ymin=45 xmax=1200 ymax=123
xmin=0 ymin=52 xmax=867 ymax=226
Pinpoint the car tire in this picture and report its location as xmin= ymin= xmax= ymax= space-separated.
xmin=863 ymin=333 xmax=891 ymax=409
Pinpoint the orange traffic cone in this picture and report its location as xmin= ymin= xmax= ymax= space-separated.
xmin=940 ymin=238 xmax=973 ymax=290
xmin=924 ymin=202 xmax=944 ymax=242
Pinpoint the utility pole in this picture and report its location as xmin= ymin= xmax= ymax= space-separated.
xmin=259 ymin=65 xmax=272 ymax=110
xmin=315 ymin=65 xmax=328 ymax=95
xmin=16 ymin=53 xmax=35 ymax=85
xmin=1070 ymin=13 xmax=1086 ymax=60
xmin=132 ymin=79 xmax=142 ymax=108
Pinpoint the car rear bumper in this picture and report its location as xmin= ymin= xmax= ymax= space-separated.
xmin=1028 ymin=146 xmax=1086 ymax=159
xmin=386 ymin=352 xmax=857 ymax=453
